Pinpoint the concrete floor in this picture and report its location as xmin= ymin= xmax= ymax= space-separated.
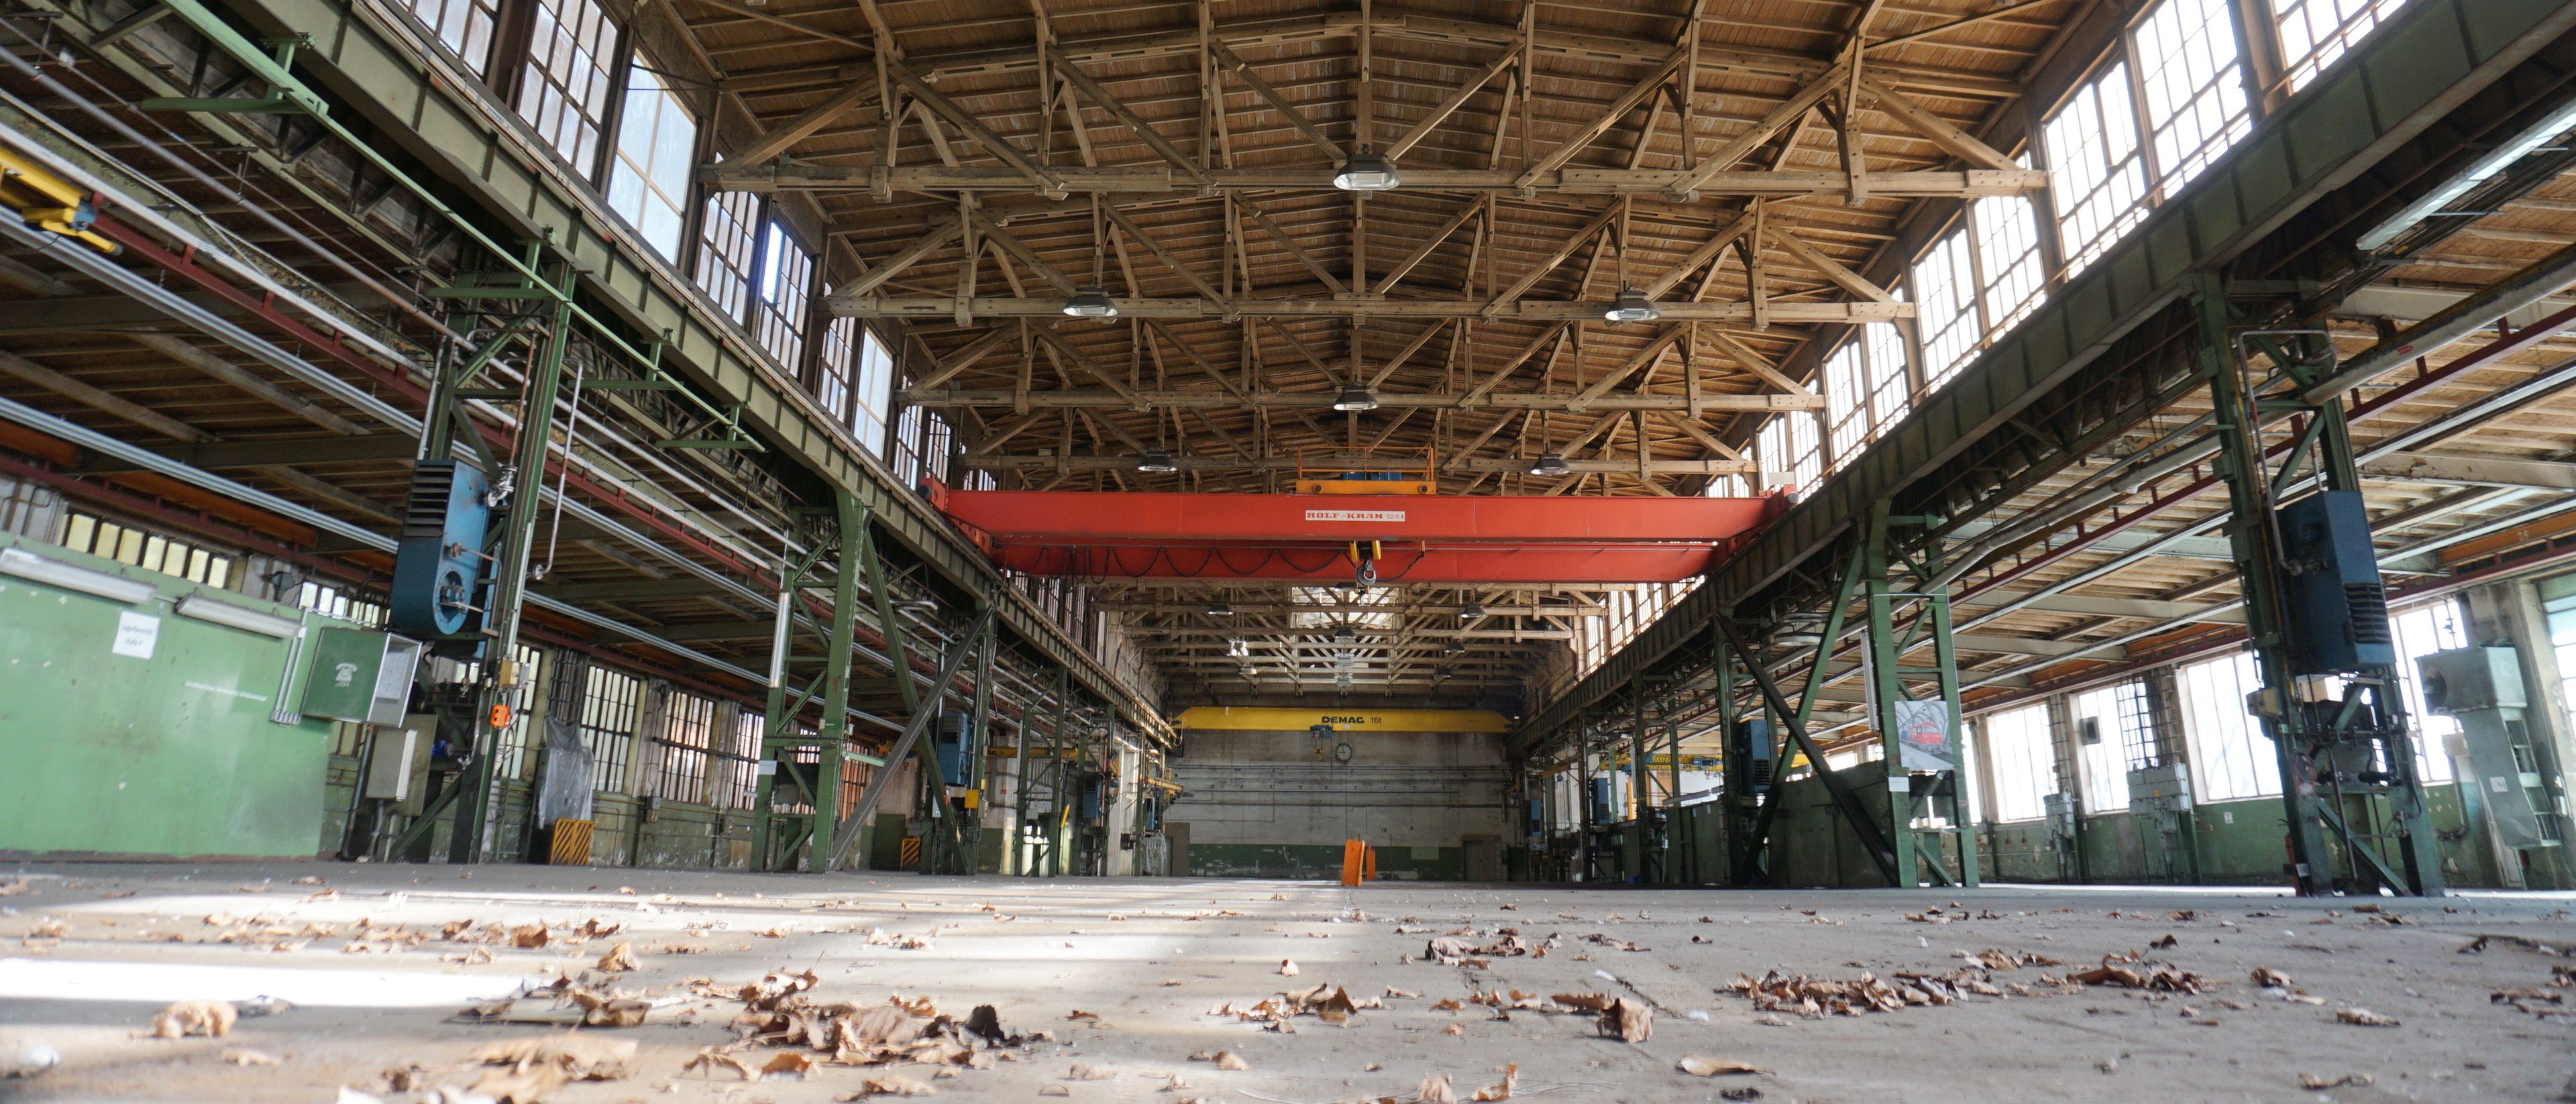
xmin=1 ymin=864 xmax=2571 ymax=1103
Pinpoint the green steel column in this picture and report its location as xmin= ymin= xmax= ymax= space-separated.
xmin=953 ymin=610 xmax=996 ymax=873
xmin=849 ymin=524 xmax=912 ymax=870
xmin=803 ymin=493 xmax=866 ymax=874
xmin=1665 ymin=710 xmax=1683 ymax=884
xmin=1629 ymin=671 xmax=1649 ymax=883
xmin=1924 ymin=559 xmax=1977 ymax=888
xmin=2196 ymin=281 xmax=2339 ymax=894
xmin=1715 ymin=614 xmax=1754 ymax=884
xmin=449 ymin=270 xmax=574 ymax=865
xmin=1860 ymin=500 xmax=1919 ymax=886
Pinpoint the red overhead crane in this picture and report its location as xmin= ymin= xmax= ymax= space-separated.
xmin=922 ymin=482 xmax=1785 ymax=584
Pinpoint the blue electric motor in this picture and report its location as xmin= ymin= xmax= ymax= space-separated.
xmin=391 ymin=459 xmax=490 ymax=639
xmin=2275 ymin=490 xmax=2394 ymax=675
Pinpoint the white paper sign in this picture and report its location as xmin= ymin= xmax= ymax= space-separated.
xmin=112 ymin=610 xmax=160 ymax=659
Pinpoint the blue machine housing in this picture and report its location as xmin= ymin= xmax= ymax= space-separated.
xmin=1739 ymin=718 xmax=1774 ymax=793
xmin=933 ymin=710 xmax=971 ymax=782
xmin=2275 ymin=490 xmax=2395 ymax=674
xmin=391 ymin=459 xmax=490 ymax=639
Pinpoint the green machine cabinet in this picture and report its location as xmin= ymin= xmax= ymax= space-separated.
xmin=300 ymin=627 xmax=426 ymax=726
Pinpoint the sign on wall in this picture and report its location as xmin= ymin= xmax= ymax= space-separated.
xmin=1176 ymin=707 xmax=1511 ymax=734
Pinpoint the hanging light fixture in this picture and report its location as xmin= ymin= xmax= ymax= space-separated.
xmin=1063 ymin=286 xmax=1118 ymax=319
xmin=1604 ymin=288 xmax=1660 ymax=324
xmin=1332 ymin=386 xmax=1381 ymax=412
xmin=1528 ymin=453 xmax=1572 ymax=477
xmin=1205 ymin=600 xmax=1235 ymax=617
xmin=1443 ymin=639 xmax=1467 ymax=655
xmin=1460 ymin=602 xmax=1487 ymax=619
xmin=1332 ymin=147 xmax=1400 ymax=191
xmin=1136 ymin=451 xmax=1179 ymax=474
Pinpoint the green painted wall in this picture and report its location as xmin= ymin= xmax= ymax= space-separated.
xmin=0 ymin=537 xmax=339 ymax=859
xmin=1759 ymin=760 xmax=2512 ymax=888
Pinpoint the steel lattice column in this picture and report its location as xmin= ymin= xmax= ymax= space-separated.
xmin=2193 ymin=275 xmax=2442 ymax=896
xmin=1859 ymin=500 xmax=1979 ymax=888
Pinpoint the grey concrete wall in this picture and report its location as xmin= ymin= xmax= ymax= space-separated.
xmin=1169 ymin=728 xmax=1511 ymax=879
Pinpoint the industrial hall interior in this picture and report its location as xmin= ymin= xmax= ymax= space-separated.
xmin=8 ymin=0 xmax=2576 ymax=1098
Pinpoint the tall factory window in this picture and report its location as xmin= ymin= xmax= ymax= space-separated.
xmin=1823 ymin=339 xmax=1869 ymax=463
xmin=2390 ymin=599 xmax=2466 ymax=784
xmin=716 ymin=710 xmax=764 ymax=809
xmin=2271 ymin=0 xmax=2402 ymax=92
xmin=853 ymin=326 xmax=897 ymax=454
xmin=2070 ymin=681 xmax=2159 ymax=812
xmin=654 ymin=691 xmax=718 ymax=804
xmin=2134 ymin=0 xmax=2253 ymax=190
xmin=815 ymin=307 xmax=856 ymax=425
xmin=1864 ymin=321 xmax=1911 ymax=432
xmin=579 ymin=666 xmax=643 ymax=793
xmin=398 ymin=0 xmax=502 ymax=74
xmin=606 ymin=64 xmax=696 ymax=262
xmin=1754 ymin=410 xmax=1819 ymax=492
xmin=1970 ymin=192 xmax=2046 ymax=336
xmin=1978 ymin=704 xmax=2055 ymax=822
xmin=752 ymin=221 xmax=814 ymax=368
xmin=2177 ymin=651 xmax=2282 ymax=802
xmin=1911 ymin=230 xmax=1980 ymax=389
xmin=57 ymin=510 xmax=234 ymax=589
xmin=2043 ymin=64 xmax=2148 ymax=275
xmin=514 ymin=0 xmax=621 ymax=174
xmin=694 ymin=188 xmax=759 ymax=325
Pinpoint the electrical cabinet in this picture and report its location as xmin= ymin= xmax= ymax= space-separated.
xmin=933 ymin=710 xmax=971 ymax=783
xmin=2126 ymin=762 xmax=2193 ymax=811
xmin=1739 ymin=718 xmax=1774 ymax=792
xmin=2275 ymin=490 xmax=2395 ymax=674
xmin=299 ymin=627 xmax=425 ymax=726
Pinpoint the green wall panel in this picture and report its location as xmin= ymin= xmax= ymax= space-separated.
xmin=0 ymin=539 xmax=337 ymax=859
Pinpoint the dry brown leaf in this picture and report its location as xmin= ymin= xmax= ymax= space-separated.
xmin=468 ymin=1034 xmax=637 ymax=1079
xmin=681 ymin=1048 xmax=757 ymax=1081
xmin=2298 ymin=1072 xmax=2374 ymax=1089
xmin=1067 ymin=1063 xmax=1117 ymax=1081
xmin=1419 ymin=1074 xmax=1458 ymax=1103
xmin=1442 ymin=1023 xmax=1464 ymax=1036
xmin=2250 ymin=967 xmax=2290 ymax=989
xmin=1601 ymin=997 xmax=1652 ymax=1042
xmin=1430 ymin=997 xmax=1464 ymax=1011
xmin=1470 ymin=1064 xmax=1517 ymax=1101
xmin=511 ymin=924 xmax=549 ymax=949
xmin=1385 ymin=987 xmax=1419 ymax=999
xmin=762 ymin=1052 xmax=817 ymax=1080
xmin=1188 ymin=1050 xmax=1249 ymax=1071
xmin=1277 ymin=959 xmax=1299 ymax=977
xmin=1678 ymin=1056 xmax=1762 ymax=1077
xmin=2334 ymin=1007 xmax=2399 ymax=1027
xmin=1066 ymin=1010 xmax=1100 ymax=1022
xmin=595 ymin=942 xmax=638 ymax=972
xmin=843 ymin=1073 xmax=939 ymax=1097
xmin=1552 ymin=992 xmax=1612 ymax=1012
xmin=472 ymin=1062 xmax=569 ymax=1104
xmin=221 ymin=1047 xmax=281 ymax=1066
xmin=150 ymin=1001 xmax=237 ymax=1039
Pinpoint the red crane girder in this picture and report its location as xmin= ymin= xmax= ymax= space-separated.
xmin=924 ymin=483 xmax=1784 ymax=583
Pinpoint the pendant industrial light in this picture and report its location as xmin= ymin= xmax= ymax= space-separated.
xmin=1205 ymin=600 xmax=1236 ymax=617
xmin=1332 ymin=386 xmax=1381 ymax=412
xmin=1065 ymin=199 xmax=1118 ymax=319
xmin=1332 ymin=146 xmax=1400 ymax=191
xmin=1604 ymin=288 xmax=1660 ymax=323
xmin=1136 ymin=451 xmax=1179 ymax=474
xmin=1062 ymin=286 xmax=1118 ymax=318
xmin=1460 ymin=602 xmax=1487 ymax=619
xmin=1601 ymin=217 xmax=1657 ymax=323
xmin=1528 ymin=453 xmax=1572 ymax=477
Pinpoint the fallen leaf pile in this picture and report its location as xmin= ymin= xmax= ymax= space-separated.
xmin=467 ymin=1033 xmax=637 ymax=1103
xmin=2070 ymin=956 xmax=2224 ymax=995
xmin=1208 ymin=983 xmax=1380 ymax=1030
xmin=1423 ymin=930 xmax=1545 ymax=967
xmin=669 ymin=968 xmax=1044 ymax=1081
xmin=1729 ymin=962 xmax=2056 ymax=1017
xmin=1902 ymin=905 xmax=2000 ymax=924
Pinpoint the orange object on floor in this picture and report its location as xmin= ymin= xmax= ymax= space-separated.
xmin=1340 ymin=838 xmax=1377 ymax=886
